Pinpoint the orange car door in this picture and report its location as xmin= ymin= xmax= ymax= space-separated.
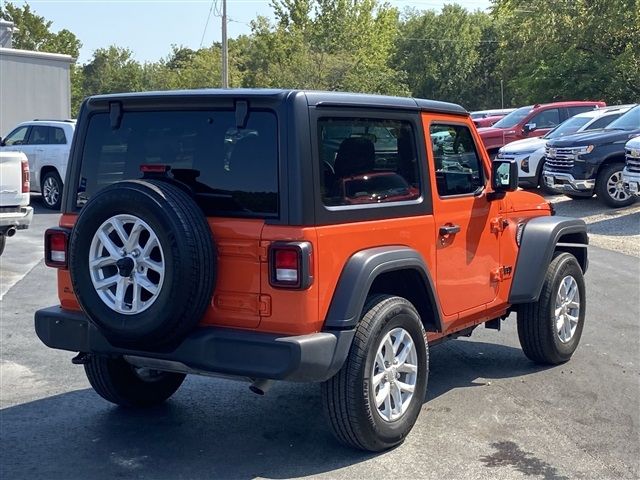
xmin=424 ymin=115 xmax=501 ymax=319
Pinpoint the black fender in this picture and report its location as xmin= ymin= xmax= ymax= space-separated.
xmin=509 ymin=216 xmax=588 ymax=304
xmin=324 ymin=246 xmax=444 ymax=331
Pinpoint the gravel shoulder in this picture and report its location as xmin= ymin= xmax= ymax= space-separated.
xmin=544 ymin=193 xmax=639 ymax=257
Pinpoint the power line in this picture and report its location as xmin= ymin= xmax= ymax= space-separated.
xmin=199 ymin=0 xmax=216 ymax=48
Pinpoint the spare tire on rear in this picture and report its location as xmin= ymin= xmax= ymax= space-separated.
xmin=69 ymin=179 xmax=216 ymax=349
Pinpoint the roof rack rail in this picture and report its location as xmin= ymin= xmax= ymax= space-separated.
xmin=32 ymin=119 xmax=76 ymax=122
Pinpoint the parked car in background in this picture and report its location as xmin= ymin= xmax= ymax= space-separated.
xmin=478 ymin=101 xmax=606 ymax=156
xmin=470 ymin=108 xmax=515 ymax=128
xmin=0 ymin=120 xmax=75 ymax=210
xmin=544 ymin=104 xmax=640 ymax=207
xmin=0 ymin=152 xmax=33 ymax=256
xmin=622 ymin=135 xmax=640 ymax=196
xmin=496 ymin=105 xmax=633 ymax=189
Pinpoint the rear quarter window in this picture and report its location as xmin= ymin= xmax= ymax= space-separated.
xmin=77 ymin=110 xmax=279 ymax=217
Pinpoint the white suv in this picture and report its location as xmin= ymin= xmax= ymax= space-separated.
xmin=0 ymin=120 xmax=75 ymax=210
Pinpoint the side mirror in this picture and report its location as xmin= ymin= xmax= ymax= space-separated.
xmin=0 ymin=137 xmax=4 ymax=146
xmin=523 ymin=123 xmax=536 ymax=134
xmin=491 ymin=159 xmax=518 ymax=194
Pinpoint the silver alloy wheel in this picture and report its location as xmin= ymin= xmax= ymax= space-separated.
xmin=89 ymin=214 xmax=165 ymax=315
xmin=43 ymin=175 xmax=60 ymax=207
xmin=606 ymin=170 xmax=631 ymax=202
xmin=371 ymin=327 xmax=418 ymax=422
xmin=555 ymin=275 xmax=580 ymax=343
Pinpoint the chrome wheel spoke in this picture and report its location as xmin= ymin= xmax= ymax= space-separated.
xmin=372 ymin=371 xmax=386 ymax=389
xmin=136 ymin=275 xmax=159 ymax=295
xmin=94 ymin=274 xmax=118 ymax=290
xmin=396 ymin=380 xmax=415 ymax=394
xmin=376 ymin=383 xmax=390 ymax=408
xmin=397 ymin=362 xmax=417 ymax=374
xmin=90 ymin=256 xmax=117 ymax=269
xmin=396 ymin=338 xmax=414 ymax=365
xmin=97 ymin=231 xmax=120 ymax=258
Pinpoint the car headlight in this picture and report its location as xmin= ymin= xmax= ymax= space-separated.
xmin=573 ymin=145 xmax=594 ymax=156
xmin=520 ymin=157 xmax=530 ymax=173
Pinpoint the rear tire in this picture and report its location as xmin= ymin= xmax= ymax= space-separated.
xmin=517 ymin=252 xmax=586 ymax=365
xmin=322 ymin=295 xmax=428 ymax=452
xmin=41 ymin=170 xmax=63 ymax=210
xmin=0 ymin=235 xmax=5 ymax=256
xmin=596 ymin=163 xmax=635 ymax=208
xmin=84 ymin=355 xmax=185 ymax=407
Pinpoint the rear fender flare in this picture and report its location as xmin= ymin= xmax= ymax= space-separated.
xmin=324 ymin=246 xmax=443 ymax=331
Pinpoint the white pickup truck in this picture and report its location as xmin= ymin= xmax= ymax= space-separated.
xmin=0 ymin=152 xmax=33 ymax=256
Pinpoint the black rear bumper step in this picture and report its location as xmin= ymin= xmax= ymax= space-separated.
xmin=35 ymin=306 xmax=354 ymax=382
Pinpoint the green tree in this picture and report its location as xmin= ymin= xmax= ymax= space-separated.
xmin=240 ymin=1 xmax=408 ymax=95
xmin=0 ymin=3 xmax=81 ymax=57
xmin=493 ymin=0 xmax=640 ymax=105
xmin=82 ymin=46 xmax=143 ymax=96
xmin=395 ymin=5 xmax=493 ymax=109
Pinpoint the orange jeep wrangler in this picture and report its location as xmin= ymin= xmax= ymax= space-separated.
xmin=36 ymin=90 xmax=588 ymax=452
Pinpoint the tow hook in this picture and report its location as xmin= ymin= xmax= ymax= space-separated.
xmin=71 ymin=352 xmax=91 ymax=365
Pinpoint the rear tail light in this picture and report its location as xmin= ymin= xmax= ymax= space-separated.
xmin=269 ymin=242 xmax=313 ymax=289
xmin=45 ymin=228 xmax=71 ymax=268
xmin=21 ymin=159 xmax=29 ymax=193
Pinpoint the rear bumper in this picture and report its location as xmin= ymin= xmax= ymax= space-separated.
xmin=34 ymin=306 xmax=354 ymax=382
xmin=0 ymin=206 xmax=33 ymax=231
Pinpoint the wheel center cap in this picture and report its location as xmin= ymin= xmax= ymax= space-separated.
xmin=116 ymin=256 xmax=135 ymax=277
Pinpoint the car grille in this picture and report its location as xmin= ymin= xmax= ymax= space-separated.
xmin=626 ymin=148 xmax=640 ymax=173
xmin=545 ymin=147 xmax=574 ymax=170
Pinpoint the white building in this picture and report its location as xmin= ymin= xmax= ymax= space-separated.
xmin=0 ymin=20 xmax=74 ymax=136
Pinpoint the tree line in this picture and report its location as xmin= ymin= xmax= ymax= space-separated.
xmin=2 ymin=0 xmax=638 ymax=117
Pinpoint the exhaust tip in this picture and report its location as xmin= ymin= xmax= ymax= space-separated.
xmin=249 ymin=379 xmax=273 ymax=396
xmin=5 ymin=227 xmax=16 ymax=237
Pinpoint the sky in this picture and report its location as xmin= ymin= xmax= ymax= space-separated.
xmin=4 ymin=0 xmax=493 ymax=64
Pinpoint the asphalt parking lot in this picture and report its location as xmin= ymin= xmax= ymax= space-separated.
xmin=1 ymin=193 xmax=639 ymax=480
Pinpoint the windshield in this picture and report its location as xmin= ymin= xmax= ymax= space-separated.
xmin=492 ymin=106 xmax=533 ymax=128
xmin=545 ymin=116 xmax=591 ymax=139
xmin=606 ymin=106 xmax=640 ymax=131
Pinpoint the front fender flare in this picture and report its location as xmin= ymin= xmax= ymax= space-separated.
xmin=509 ymin=216 xmax=588 ymax=304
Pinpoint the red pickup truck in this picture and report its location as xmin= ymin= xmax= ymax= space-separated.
xmin=478 ymin=101 xmax=606 ymax=156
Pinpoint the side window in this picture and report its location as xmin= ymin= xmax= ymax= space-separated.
xmin=51 ymin=127 xmax=67 ymax=145
xmin=28 ymin=125 xmax=50 ymax=145
xmin=530 ymin=109 xmax=560 ymax=129
xmin=568 ymin=106 xmax=595 ymax=117
xmin=3 ymin=126 xmax=29 ymax=146
xmin=430 ymin=124 xmax=484 ymax=197
xmin=318 ymin=118 xmax=420 ymax=207
xmin=588 ymin=114 xmax=619 ymax=130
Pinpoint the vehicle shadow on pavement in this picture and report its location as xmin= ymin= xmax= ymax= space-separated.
xmin=0 ymin=341 xmax=547 ymax=479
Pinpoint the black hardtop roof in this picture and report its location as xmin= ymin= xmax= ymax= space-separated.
xmin=87 ymin=89 xmax=468 ymax=116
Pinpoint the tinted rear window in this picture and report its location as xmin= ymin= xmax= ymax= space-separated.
xmin=77 ymin=110 xmax=278 ymax=217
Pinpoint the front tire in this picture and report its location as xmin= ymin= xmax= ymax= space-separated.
xmin=596 ymin=163 xmax=635 ymax=208
xmin=84 ymin=355 xmax=185 ymax=407
xmin=322 ymin=295 xmax=428 ymax=452
xmin=517 ymin=252 xmax=586 ymax=365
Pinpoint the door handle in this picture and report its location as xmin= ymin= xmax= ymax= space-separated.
xmin=439 ymin=224 xmax=461 ymax=236
xmin=36 ymin=148 xmax=45 ymax=152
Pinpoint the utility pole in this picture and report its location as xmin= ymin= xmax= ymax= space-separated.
xmin=500 ymin=79 xmax=504 ymax=109
xmin=221 ymin=0 xmax=228 ymax=88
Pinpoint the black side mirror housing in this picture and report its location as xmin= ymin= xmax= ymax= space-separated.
xmin=490 ymin=159 xmax=518 ymax=199
xmin=523 ymin=123 xmax=536 ymax=134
